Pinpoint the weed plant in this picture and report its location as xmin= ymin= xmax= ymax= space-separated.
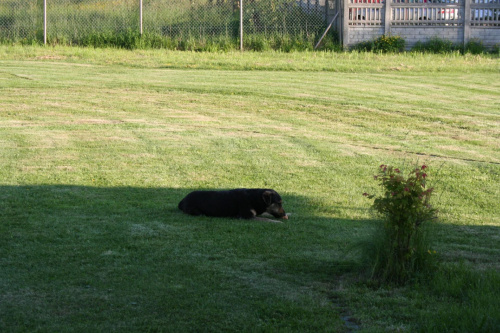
xmin=363 ymin=164 xmax=438 ymax=284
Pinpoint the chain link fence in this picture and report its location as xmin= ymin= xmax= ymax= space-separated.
xmin=0 ymin=0 xmax=329 ymax=49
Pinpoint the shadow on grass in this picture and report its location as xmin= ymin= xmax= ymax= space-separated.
xmin=0 ymin=184 xmax=363 ymax=332
xmin=2 ymin=185 xmax=498 ymax=332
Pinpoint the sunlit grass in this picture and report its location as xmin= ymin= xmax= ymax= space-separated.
xmin=1 ymin=45 xmax=498 ymax=72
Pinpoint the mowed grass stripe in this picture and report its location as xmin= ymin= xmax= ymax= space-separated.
xmin=1 ymin=60 xmax=499 ymax=222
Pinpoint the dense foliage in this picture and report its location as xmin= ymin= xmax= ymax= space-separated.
xmin=364 ymin=164 xmax=437 ymax=284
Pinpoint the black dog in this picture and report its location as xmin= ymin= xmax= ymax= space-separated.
xmin=178 ymin=189 xmax=288 ymax=222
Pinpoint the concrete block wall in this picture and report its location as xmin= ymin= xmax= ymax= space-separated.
xmin=470 ymin=28 xmax=500 ymax=48
xmin=346 ymin=26 xmax=498 ymax=50
xmin=391 ymin=27 xmax=464 ymax=49
xmin=342 ymin=0 xmax=500 ymax=50
xmin=348 ymin=27 xmax=385 ymax=45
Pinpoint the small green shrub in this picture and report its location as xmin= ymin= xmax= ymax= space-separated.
xmin=373 ymin=35 xmax=406 ymax=53
xmin=353 ymin=35 xmax=405 ymax=53
xmin=363 ymin=164 xmax=437 ymax=284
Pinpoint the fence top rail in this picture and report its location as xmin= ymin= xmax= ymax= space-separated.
xmin=348 ymin=3 xmax=463 ymax=6
xmin=349 ymin=0 xmax=500 ymax=3
xmin=391 ymin=18 xmax=464 ymax=22
xmin=390 ymin=0 xmax=460 ymax=3
xmin=347 ymin=2 xmax=465 ymax=6
xmin=390 ymin=3 xmax=463 ymax=6
xmin=470 ymin=3 xmax=500 ymax=7
xmin=347 ymin=4 xmax=385 ymax=7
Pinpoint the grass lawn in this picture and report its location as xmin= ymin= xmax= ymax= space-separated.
xmin=0 ymin=46 xmax=499 ymax=332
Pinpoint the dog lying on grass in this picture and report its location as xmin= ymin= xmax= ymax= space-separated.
xmin=178 ymin=188 xmax=288 ymax=223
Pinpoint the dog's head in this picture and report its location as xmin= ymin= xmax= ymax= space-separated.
xmin=262 ymin=190 xmax=287 ymax=219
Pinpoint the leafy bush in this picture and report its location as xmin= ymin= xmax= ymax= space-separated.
xmin=353 ymin=35 xmax=406 ymax=53
xmin=363 ymin=164 xmax=437 ymax=284
xmin=374 ymin=35 xmax=406 ymax=53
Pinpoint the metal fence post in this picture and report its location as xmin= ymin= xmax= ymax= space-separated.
xmin=43 ymin=0 xmax=47 ymax=45
xmin=240 ymin=0 xmax=243 ymax=51
xmin=140 ymin=0 xmax=143 ymax=35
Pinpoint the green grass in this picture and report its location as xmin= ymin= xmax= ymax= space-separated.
xmin=1 ymin=45 xmax=499 ymax=72
xmin=1 ymin=46 xmax=499 ymax=332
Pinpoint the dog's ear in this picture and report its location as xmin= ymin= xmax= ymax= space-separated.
xmin=262 ymin=191 xmax=272 ymax=205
